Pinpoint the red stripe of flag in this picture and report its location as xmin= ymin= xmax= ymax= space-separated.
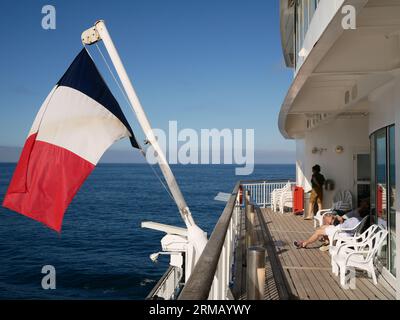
xmin=2 ymin=134 xmax=94 ymax=232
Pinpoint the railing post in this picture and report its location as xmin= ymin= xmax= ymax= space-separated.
xmin=263 ymin=181 xmax=266 ymax=208
xmin=245 ymin=193 xmax=255 ymax=249
xmin=220 ymin=241 xmax=226 ymax=299
xmin=246 ymin=246 xmax=265 ymax=300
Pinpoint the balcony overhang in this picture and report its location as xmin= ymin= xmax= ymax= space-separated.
xmin=279 ymin=0 xmax=400 ymax=139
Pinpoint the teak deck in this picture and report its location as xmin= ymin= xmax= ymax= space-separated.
xmin=233 ymin=207 xmax=395 ymax=300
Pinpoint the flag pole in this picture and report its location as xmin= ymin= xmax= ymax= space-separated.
xmin=81 ymin=20 xmax=207 ymax=253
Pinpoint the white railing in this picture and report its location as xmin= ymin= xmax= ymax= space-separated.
xmin=146 ymin=266 xmax=183 ymax=300
xmin=208 ymin=200 xmax=241 ymax=299
xmin=242 ymin=180 xmax=295 ymax=208
xmin=179 ymin=182 xmax=242 ymax=300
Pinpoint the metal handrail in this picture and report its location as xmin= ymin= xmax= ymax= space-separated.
xmin=178 ymin=181 xmax=241 ymax=300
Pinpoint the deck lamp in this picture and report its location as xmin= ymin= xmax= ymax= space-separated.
xmin=335 ymin=146 xmax=344 ymax=154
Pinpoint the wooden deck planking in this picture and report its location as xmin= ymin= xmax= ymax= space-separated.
xmin=265 ymin=214 xmax=330 ymax=268
xmin=255 ymin=208 xmax=395 ymax=300
xmin=267 ymin=227 xmax=322 ymax=299
xmin=262 ymin=215 xmax=317 ymax=299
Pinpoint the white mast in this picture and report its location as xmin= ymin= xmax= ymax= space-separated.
xmin=81 ymin=20 xmax=207 ymax=263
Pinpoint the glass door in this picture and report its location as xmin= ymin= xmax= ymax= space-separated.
xmin=375 ymin=129 xmax=388 ymax=268
xmin=388 ymin=126 xmax=396 ymax=276
xmin=354 ymin=153 xmax=370 ymax=207
xmin=370 ymin=125 xmax=396 ymax=276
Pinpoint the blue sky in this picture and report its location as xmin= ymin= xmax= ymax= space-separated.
xmin=0 ymin=0 xmax=295 ymax=162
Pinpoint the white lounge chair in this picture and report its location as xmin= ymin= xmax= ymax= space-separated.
xmin=279 ymin=186 xmax=293 ymax=213
xmin=271 ymin=181 xmax=291 ymax=212
xmin=271 ymin=189 xmax=280 ymax=212
xmin=271 ymin=183 xmax=286 ymax=211
xmin=332 ymin=228 xmax=388 ymax=287
xmin=313 ymin=190 xmax=353 ymax=228
xmin=330 ymin=224 xmax=381 ymax=273
xmin=328 ymin=215 xmax=369 ymax=245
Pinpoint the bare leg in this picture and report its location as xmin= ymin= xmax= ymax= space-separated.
xmin=317 ymin=197 xmax=323 ymax=212
xmin=305 ymin=199 xmax=315 ymax=220
xmin=302 ymin=226 xmax=328 ymax=247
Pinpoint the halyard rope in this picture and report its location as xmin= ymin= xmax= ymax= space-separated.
xmin=87 ymin=43 xmax=175 ymax=202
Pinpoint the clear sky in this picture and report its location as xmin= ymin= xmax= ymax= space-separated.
xmin=0 ymin=0 xmax=295 ymax=162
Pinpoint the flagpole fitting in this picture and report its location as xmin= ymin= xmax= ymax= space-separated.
xmin=81 ymin=24 xmax=101 ymax=45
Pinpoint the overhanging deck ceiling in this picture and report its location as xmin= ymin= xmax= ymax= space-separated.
xmin=279 ymin=0 xmax=400 ymax=139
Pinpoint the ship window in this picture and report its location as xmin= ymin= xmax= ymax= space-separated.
xmin=370 ymin=125 xmax=396 ymax=276
xmin=294 ymin=0 xmax=321 ymax=69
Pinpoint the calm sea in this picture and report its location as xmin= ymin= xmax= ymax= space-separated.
xmin=0 ymin=163 xmax=294 ymax=299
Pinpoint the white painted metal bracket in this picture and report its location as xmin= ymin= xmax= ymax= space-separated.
xmin=141 ymin=221 xmax=188 ymax=236
xmin=81 ymin=25 xmax=101 ymax=45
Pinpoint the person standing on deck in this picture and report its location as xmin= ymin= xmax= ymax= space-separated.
xmin=304 ymin=164 xmax=325 ymax=220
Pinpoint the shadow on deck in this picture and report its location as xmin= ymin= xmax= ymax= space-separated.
xmin=233 ymin=207 xmax=395 ymax=300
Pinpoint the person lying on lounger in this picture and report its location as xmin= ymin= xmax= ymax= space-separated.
xmin=293 ymin=203 xmax=369 ymax=249
xmin=335 ymin=198 xmax=370 ymax=220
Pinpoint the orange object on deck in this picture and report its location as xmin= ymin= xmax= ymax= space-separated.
xmin=293 ymin=186 xmax=304 ymax=215
xmin=238 ymin=185 xmax=243 ymax=205
xmin=377 ymin=185 xmax=383 ymax=217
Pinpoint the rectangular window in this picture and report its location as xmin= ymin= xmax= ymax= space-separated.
xmin=375 ymin=128 xmax=388 ymax=268
xmin=303 ymin=0 xmax=309 ymax=39
xmin=294 ymin=0 xmax=320 ymax=69
xmin=298 ymin=0 xmax=304 ymax=50
xmin=371 ymin=136 xmax=376 ymax=219
xmin=356 ymin=154 xmax=370 ymax=207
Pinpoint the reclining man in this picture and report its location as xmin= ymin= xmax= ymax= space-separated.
xmin=293 ymin=200 xmax=370 ymax=249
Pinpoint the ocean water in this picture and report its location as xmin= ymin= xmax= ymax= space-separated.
xmin=0 ymin=163 xmax=294 ymax=299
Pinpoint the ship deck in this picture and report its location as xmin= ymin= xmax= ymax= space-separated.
xmin=233 ymin=207 xmax=395 ymax=300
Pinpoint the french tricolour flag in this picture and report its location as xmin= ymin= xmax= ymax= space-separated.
xmin=2 ymin=48 xmax=139 ymax=232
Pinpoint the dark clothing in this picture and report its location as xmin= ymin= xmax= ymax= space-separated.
xmin=309 ymin=172 xmax=325 ymax=217
xmin=311 ymin=173 xmax=325 ymax=190
xmin=333 ymin=209 xmax=347 ymax=216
